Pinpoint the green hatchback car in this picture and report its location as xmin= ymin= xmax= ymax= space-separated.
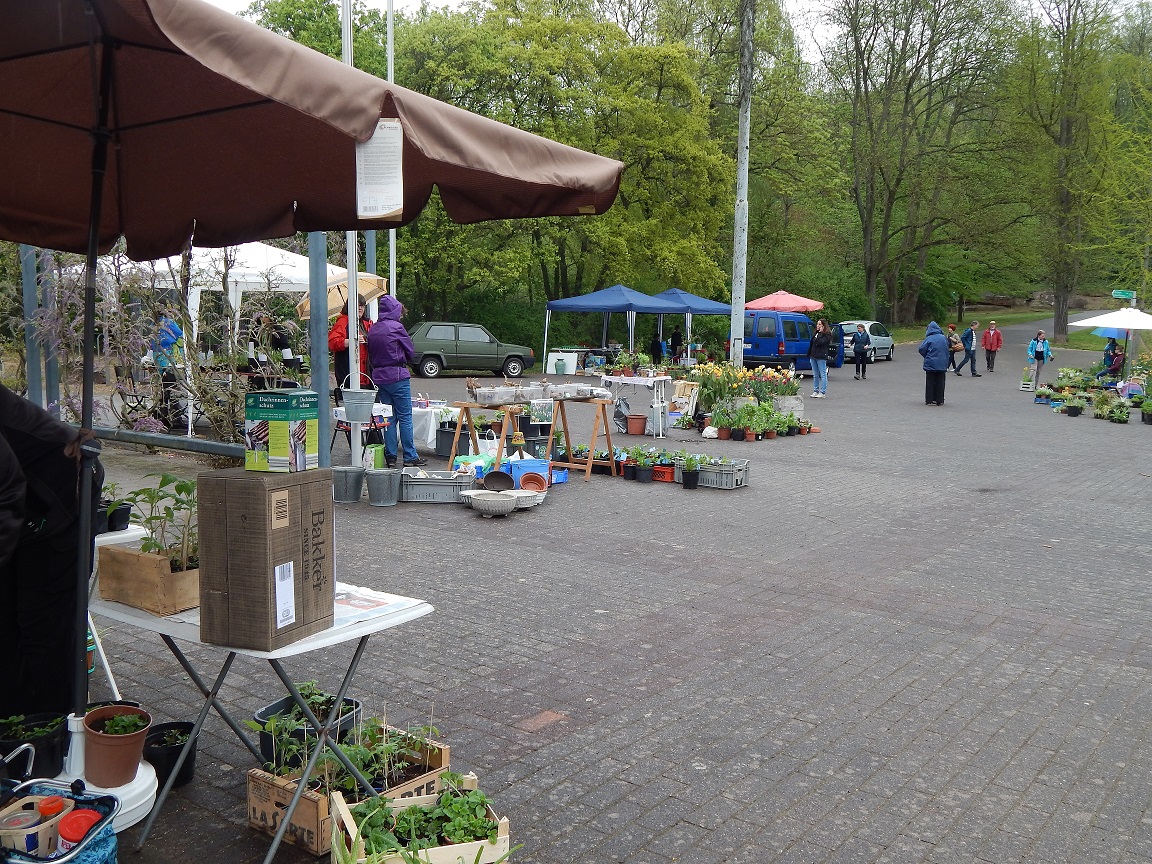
xmin=408 ymin=322 xmax=536 ymax=378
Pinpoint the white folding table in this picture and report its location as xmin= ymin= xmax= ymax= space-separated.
xmin=89 ymin=584 xmax=433 ymax=864
xmin=600 ymin=374 xmax=672 ymax=438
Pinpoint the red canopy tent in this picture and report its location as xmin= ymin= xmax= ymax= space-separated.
xmin=745 ymin=291 xmax=824 ymax=312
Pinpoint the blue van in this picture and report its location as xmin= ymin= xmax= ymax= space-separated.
xmin=741 ymin=310 xmax=844 ymax=371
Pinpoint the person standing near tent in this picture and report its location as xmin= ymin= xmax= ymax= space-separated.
xmin=1028 ymin=330 xmax=1054 ymax=385
xmin=670 ymin=326 xmax=683 ymax=361
xmin=367 ymin=296 xmax=427 ymax=468
xmin=919 ymin=322 xmax=950 ymax=406
xmin=151 ymin=309 xmax=185 ymax=428
xmin=649 ymin=331 xmax=663 ymax=365
xmin=0 ymin=383 xmax=103 ymax=717
xmin=328 ymin=294 xmax=371 ymax=393
xmin=806 ymin=319 xmax=832 ymax=397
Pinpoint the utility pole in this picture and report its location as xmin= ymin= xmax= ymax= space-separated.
xmin=729 ymin=0 xmax=755 ymax=368
xmin=342 ymin=0 xmax=364 ymax=467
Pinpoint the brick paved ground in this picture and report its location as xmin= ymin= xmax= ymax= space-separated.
xmin=88 ymin=313 xmax=1152 ymax=863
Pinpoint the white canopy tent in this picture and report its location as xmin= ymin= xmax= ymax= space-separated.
xmin=152 ymin=242 xmax=383 ymax=341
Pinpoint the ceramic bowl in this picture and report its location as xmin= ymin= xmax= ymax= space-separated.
xmin=518 ymin=472 xmax=548 ymax=493
xmin=469 ymin=491 xmax=517 ymax=517
xmin=458 ymin=490 xmax=483 ymax=507
xmin=506 ymin=489 xmax=539 ymax=509
xmin=481 ymin=470 xmax=515 ymax=491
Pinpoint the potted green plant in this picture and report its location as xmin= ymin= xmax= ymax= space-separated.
xmin=247 ymin=681 xmax=365 ymax=772
xmin=1064 ymin=394 xmax=1087 ymax=417
xmin=711 ymin=401 xmax=734 ymax=440
xmin=0 ymin=712 xmax=69 ymax=777
xmin=84 ymin=703 xmax=153 ymax=787
xmin=633 ymin=451 xmax=654 ymax=483
xmin=1035 ymin=385 xmax=1055 ymax=405
xmin=1109 ymin=403 xmax=1131 ymax=424
xmin=732 ymin=403 xmax=757 ymax=440
xmin=144 ymin=721 xmax=197 ymax=788
xmin=1093 ymin=390 xmax=1118 ymax=418
xmin=96 ymin=472 xmax=200 ymax=616
xmin=749 ymin=405 xmax=773 ymax=440
xmin=96 ymin=482 xmax=133 ymax=534
xmin=681 ymin=453 xmax=702 ymax=489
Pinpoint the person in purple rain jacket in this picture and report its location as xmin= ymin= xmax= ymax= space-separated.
xmin=367 ymin=296 xmax=427 ymax=468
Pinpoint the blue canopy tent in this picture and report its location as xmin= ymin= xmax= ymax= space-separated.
xmin=653 ymin=288 xmax=730 ymax=347
xmin=543 ymin=284 xmax=691 ymax=361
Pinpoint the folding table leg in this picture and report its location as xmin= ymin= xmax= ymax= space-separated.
xmin=135 ymin=649 xmax=237 ymax=850
xmin=262 ymin=636 xmax=376 ymax=864
xmin=159 ymin=635 xmax=261 ymax=762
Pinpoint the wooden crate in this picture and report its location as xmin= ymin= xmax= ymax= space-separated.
xmin=248 ymin=770 xmax=331 ymax=856
xmin=329 ymin=775 xmax=510 ymax=864
xmin=97 ymin=545 xmax=199 ymax=616
xmin=248 ymin=728 xmax=450 ymax=857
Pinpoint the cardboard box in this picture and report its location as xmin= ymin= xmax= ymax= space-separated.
xmin=247 ymin=770 xmax=331 ymax=856
xmin=246 ymin=729 xmax=450 ymax=857
xmin=244 ymin=389 xmax=320 ymax=472
xmin=198 ymin=468 xmax=333 ymax=651
xmin=97 ymin=545 xmax=199 ymax=616
xmin=330 ymin=774 xmax=510 ymax=864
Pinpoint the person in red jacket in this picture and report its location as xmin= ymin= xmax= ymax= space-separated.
xmin=328 ymin=294 xmax=372 ymax=392
xmin=980 ymin=320 xmax=1004 ymax=372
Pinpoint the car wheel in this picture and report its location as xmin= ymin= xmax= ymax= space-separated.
xmin=502 ymin=357 xmax=525 ymax=378
xmin=419 ymin=356 xmax=442 ymax=378
xmin=887 ymin=346 xmax=895 ymax=361
xmin=868 ymin=348 xmax=876 ymax=364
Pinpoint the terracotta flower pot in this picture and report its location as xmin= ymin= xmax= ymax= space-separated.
xmin=765 ymin=429 xmax=777 ymax=439
xmin=717 ymin=427 xmax=731 ymax=440
xmin=84 ymin=704 xmax=152 ymax=787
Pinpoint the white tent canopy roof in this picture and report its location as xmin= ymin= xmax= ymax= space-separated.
xmin=129 ymin=241 xmax=383 ymax=338
xmin=1069 ymin=307 xmax=1152 ymax=331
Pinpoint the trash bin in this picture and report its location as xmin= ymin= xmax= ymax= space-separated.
xmin=555 ymin=358 xmax=566 ymax=375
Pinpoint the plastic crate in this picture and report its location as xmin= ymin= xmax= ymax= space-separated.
xmin=550 ymin=468 xmax=568 ymax=484
xmin=652 ymin=465 xmax=675 ymax=482
xmin=675 ymin=459 xmax=749 ymax=490
xmin=399 ymin=469 xmax=476 ymax=503
xmin=508 ymin=458 xmax=551 ymax=488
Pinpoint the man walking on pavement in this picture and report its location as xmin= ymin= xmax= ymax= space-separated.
xmin=981 ymin=320 xmax=1003 ymax=372
xmin=955 ymin=320 xmax=982 ymax=376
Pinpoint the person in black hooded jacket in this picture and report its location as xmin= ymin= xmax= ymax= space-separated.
xmin=0 ymin=384 xmax=102 ymax=717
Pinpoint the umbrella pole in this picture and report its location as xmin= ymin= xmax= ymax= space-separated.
xmin=73 ymin=31 xmax=114 ymax=717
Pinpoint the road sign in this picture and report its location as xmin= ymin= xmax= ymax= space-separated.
xmin=1112 ymin=289 xmax=1137 ymax=299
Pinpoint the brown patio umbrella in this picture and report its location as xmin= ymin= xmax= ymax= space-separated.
xmin=0 ymin=0 xmax=623 ymax=261
xmin=0 ymin=0 xmax=623 ymax=717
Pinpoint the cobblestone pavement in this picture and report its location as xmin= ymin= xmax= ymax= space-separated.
xmin=89 ymin=313 xmax=1152 ymax=863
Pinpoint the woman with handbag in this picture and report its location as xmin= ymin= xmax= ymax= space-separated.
xmin=946 ymin=324 xmax=963 ymax=371
xmin=806 ymin=319 xmax=832 ymax=398
xmin=851 ymin=323 xmax=871 ymax=380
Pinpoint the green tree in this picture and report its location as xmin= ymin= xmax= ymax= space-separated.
xmin=1008 ymin=0 xmax=1114 ymax=340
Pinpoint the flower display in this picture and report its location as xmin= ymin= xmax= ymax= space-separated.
xmin=686 ymin=363 xmax=800 ymax=410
